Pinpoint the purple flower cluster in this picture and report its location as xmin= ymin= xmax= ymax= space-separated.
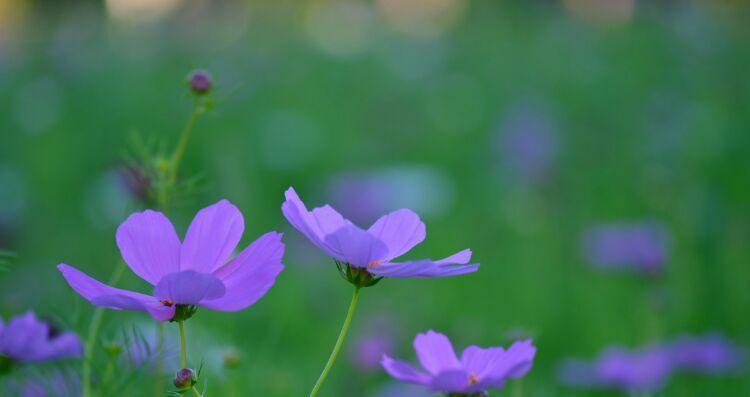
xmin=47 ymin=186 xmax=536 ymax=396
xmin=559 ymin=334 xmax=745 ymax=393
xmin=581 ymin=221 xmax=670 ymax=275
xmin=0 ymin=311 xmax=82 ymax=364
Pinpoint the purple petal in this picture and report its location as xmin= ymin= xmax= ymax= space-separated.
xmin=461 ymin=345 xmax=506 ymax=379
xmin=153 ymin=271 xmax=225 ymax=305
xmin=323 ymin=224 xmax=389 ymax=267
xmin=204 ymin=231 xmax=285 ymax=311
xmin=180 ymin=200 xmax=244 ymax=273
xmin=427 ymin=369 xmax=471 ymax=393
xmin=381 ymin=355 xmax=431 ymax=385
xmin=492 ymin=339 xmax=537 ymax=379
xmin=369 ymin=249 xmax=478 ymax=278
xmin=58 ymin=264 xmax=175 ymax=322
xmin=435 ymin=249 xmax=473 ymax=265
xmin=116 ymin=209 xmax=181 ymax=285
xmin=367 ymin=209 xmax=425 ymax=261
xmin=281 ymin=187 xmax=348 ymax=258
xmin=413 ymin=330 xmax=461 ymax=375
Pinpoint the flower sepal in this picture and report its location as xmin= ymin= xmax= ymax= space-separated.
xmin=170 ymin=305 xmax=198 ymax=323
xmin=336 ymin=261 xmax=382 ymax=288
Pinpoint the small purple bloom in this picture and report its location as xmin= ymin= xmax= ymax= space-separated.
xmin=559 ymin=346 xmax=672 ymax=393
xmin=58 ymin=200 xmax=285 ymax=322
xmin=0 ymin=311 xmax=82 ymax=363
xmin=281 ymin=187 xmax=478 ymax=279
xmin=494 ymin=103 xmax=559 ymax=185
xmin=668 ymin=333 xmax=745 ymax=374
xmin=188 ymin=70 xmax=212 ymax=95
xmin=352 ymin=334 xmax=395 ymax=372
xmin=581 ymin=222 xmax=670 ymax=275
xmin=381 ymin=330 xmax=536 ymax=395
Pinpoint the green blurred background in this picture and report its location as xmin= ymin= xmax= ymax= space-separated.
xmin=1 ymin=0 xmax=750 ymax=396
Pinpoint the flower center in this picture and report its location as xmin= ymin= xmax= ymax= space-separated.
xmin=367 ymin=260 xmax=382 ymax=268
xmin=468 ymin=373 xmax=479 ymax=386
xmin=160 ymin=299 xmax=174 ymax=307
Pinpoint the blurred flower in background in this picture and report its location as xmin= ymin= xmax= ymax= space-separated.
xmin=558 ymin=346 xmax=672 ymax=393
xmin=668 ymin=333 xmax=745 ymax=375
xmin=325 ymin=165 xmax=455 ymax=225
xmin=0 ymin=311 xmax=82 ymax=364
xmin=493 ymin=102 xmax=560 ymax=187
xmin=349 ymin=314 xmax=398 ymax=372
xmin=559 ymin=335 xmax=746 ymax=392
xmin=581 ymin=221 xmax=671 ymax=276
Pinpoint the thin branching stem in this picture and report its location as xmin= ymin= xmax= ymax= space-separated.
xmin=178 ymin=320 xmax=187 ymax=369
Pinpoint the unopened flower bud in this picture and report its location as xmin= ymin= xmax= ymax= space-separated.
xmin=173 ymin=368 xmax=197 ymax=390
xmin=188 ymin=70 xmax=212 ymax=95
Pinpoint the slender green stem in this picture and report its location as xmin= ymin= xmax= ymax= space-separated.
xmin=191 ymin=386 xmax=204 ymax=397
xmin=82 ymin=262 xmax=126 ymax=397
xmin=170 ymin=102 xmax=202 ymax=183
xmin=308 ymin=287 xmax=361 ymax=397
xmin=153 ymin=322 xmax=165 ymax=397
xmin=178 ymin=321 xmax=187 ymax=368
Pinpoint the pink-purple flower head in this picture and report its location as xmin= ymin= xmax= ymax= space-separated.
xmin=0 ymin=311 xmax=82 ymax=364
xmin=281 ymin=187 xmax=478 ymax=283
xmin=381 ymin=330 xmax=536 ymax=396
xmin=58 ymin=199 xmax=285 ymax=322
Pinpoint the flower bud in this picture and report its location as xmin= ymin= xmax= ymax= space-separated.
xmin=173 ymin=368 xmax=197 ymax=390
xmin=188 ymin=70 xmax=212 ymax=95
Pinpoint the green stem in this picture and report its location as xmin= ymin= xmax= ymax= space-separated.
xmin=308 ymin=287 xmax=361 ymax=397
xmin=191 ymin=386 xmax=204 ymax=397
xmin=153 ymin=322 xmax=165 ymax=397
xmin=178 ymin=321 xmax=187 ymax=368
xmin=82 ymin=262 xmax=126 ymax=397
xmin=170 ymin=102 xmax=202 ymax=183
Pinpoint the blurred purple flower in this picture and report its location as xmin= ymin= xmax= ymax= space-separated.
xmin=494 ymin=104 xmax=559 ymax=185
xmin=325 ymin=166 xmax=454 ymax=226
xmin=668 ymin=333 xmax=745 ymax=374
xmin=188 ymin=70 xmax=212 ymax=94
xmin=375 ymin=381 xmax=434 ymax=397
xmin=6 ymin=367 xmax=80 ymax=397
xmin=558 ymin=346 xmax=672 ymax=393
xmin=58 ymin=200 xmax=285 ymax=322
xmin=282 ymin=187 xmax=477 ymax=279
xmin=581 ymin=222 xmax=670 ymax=275
xmin=350 ymin=315 xmax=398 ymax=372
xmin=0 ymin=311 xmax=82 ymax=364
xmin=381 ymin=330 xmax=535 ymax=395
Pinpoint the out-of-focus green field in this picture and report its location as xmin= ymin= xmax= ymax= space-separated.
xmin=1 ymin=1 xmax=750 ymax=396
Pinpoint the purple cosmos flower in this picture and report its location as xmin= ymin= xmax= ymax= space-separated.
xmin=581 ymin=222 xmax=670 ymax=275
xmin=558 ymin=346 xmax=672 ymax=393
xmin=0 ymin=311 xmax=82 ymax=364
xmin=381 ymin=330 xmax=536 ymax=395
xmin=281 ymin=187 xmax=477 ymax=281
xmin=58 ymin=199 xmax=285 ymax=322
xmin=667 ymin=334 xmax=745 ymax=374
